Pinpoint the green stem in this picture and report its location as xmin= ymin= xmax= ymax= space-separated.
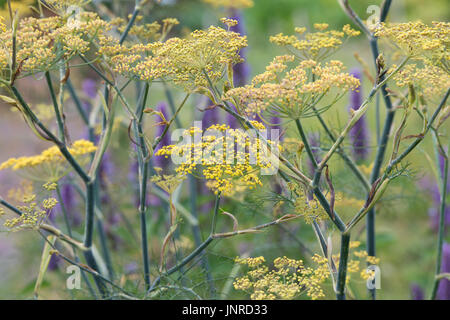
xmin=294 ymin=117 xmax=356 ymax=231
xmin=336 ymin=233 xmax=351 ymax=300
xmin=366 ymin=40 xmax=396 ymax=288
xmin=83 ymin=182 xmax=109 ymax=297
xmin=119 ymin=0 xmax=144 ymax=44
xmin=83 ymin=182 xmax=96 ymax=248
xmin=66 ymin=79 xmax=89 ymax=125
xmin=56 ymin=185 xmax=98 ymax=298
xmin=133 ymin=82 xmax=151 ymax=290
xmin=340 ymin=2 xmax=396 ymax=300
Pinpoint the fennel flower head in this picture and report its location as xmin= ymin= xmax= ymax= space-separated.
xmin=0 ymin=140 xmax=97 ymax=182
xmin=202 ymin=0 xmax=254 ymax=10
xmin=154 ymin=122 xmax=278 ymax=196
xmin=348 ymin=68 xmax=370 ymax=163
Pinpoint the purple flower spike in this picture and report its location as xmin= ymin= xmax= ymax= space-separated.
xmin=60 ymin=182 xmax=81 ymax=227
xmin=410 ymin=283 xmax=425 ymax=300
xmin=418 ymin=156 xmax=450 ymax=233
xmin=222 ymin=10 xmax=250 ymax=130
xmin=348 ymin=69 xmax=370 ymax=163
xmin=125 ymin=262 xmax=139 ymax=275
xmin=128 ymin=154 xmax=141 ymax=208
xmin=82 ymin=79 xmax=98 ymax=99
xmin=201 ymin=97 xmax=220 ymax=127
xmin=226 ymin=104 xmax=239 ymax=129
xmin=99 ymin=151 xmax=114 ymax=185
xmin=47 ymin=254 xmax=61 ymax=271
xmin=229 ymin=9 xmax=250 ymax=87
xmin=428 ymin=206 xmax=450 ymax=234
xmin=437 ymin=242 xmax=450 ymax=300
xmin=419 ymin=176 xmax=441 ymax=204
xmin=271 ymin=115 xmax=283 ymax=141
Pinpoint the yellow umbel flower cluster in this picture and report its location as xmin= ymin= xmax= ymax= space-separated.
xmin=0 ymin=140 xmax=97 ymax=171
xmin=358 ymin=163 xmax=374 ymax=176
xmin=374 ymin=21 xmax=449 ymax=71
xmin=392 ymin=63 xmax=450 ymax=101
xmin=0 ymin=139 xmax=97 ymax=181
xmin=7 ymin=180 xmax=34 ymax=203
xmin=202 ymin=0 xmax=254 ymax=9
xmin=332 ymin=192 xmax=365 ymax=209
xmin=281 ymin=138 xmax=305 ymax=155
xmin=109 ymin=16 xmax=179 ymax=42
xmin=288 ymin=183 xmax=328 ymax=224
xmin=0 ymin=17 xmax=5 ymax=33
xmin=0 ymin=12 xmax=111 ymax=79
xmin=155 ymin=123 xmax=277 ymax=195
xmin=270 ymin=23 xmax=360 ymax=61
xmin=101 ymin=23 xmax=247 ymax=91
xmin=150 ymin=170 xmax=186 ymax=195
xmin=3 ymin=188 xmax=58 ymax=232
xmin=234 ymin=254 xmax=330 ymax=300
xmin=224 ymin=55 xmax=360 ymax=118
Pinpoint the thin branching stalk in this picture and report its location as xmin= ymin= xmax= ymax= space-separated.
xmin=293 ymin=114 xmax=347 ymax=231
xmin=10 ymin=86 xmax=91 ymax=182
xmin=295 ymin=119 xmax=318 ymax=170
xmin=317 ymin=57 xmax=409 ymax=171
xmin=148 ymin=194 xmax=221 ymax=294
xmin=151 ymin=93 xmax=190 ymax=151
xmin=39 ymin=231 xmax=136 ymax=298
xmin=339 ymin=0 xmax=395 ymax=299
xmin=337 ymin=89 xmax=450 ymax=299
xmin=346 ymin=88 xmax=450 ymax=232
xmin=311 ymin=106 xmax=371 ymax=191
xmin=56 ymin=185 xmax=98 ymax=298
